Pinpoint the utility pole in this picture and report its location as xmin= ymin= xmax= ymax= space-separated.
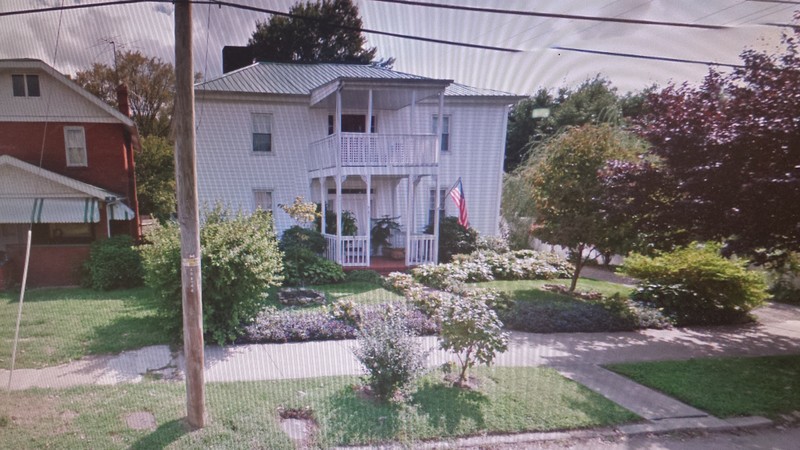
xmin=174 ymin=0 xmax=205 ymax=429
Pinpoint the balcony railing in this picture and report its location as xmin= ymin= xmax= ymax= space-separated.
xmin=309 ymin=133 xmax=438 ymax=171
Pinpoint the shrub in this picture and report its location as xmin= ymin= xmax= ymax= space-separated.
xmin=766 ymin=252 xmax=800 ymax=305
xmin=500 ymin=297 xmax=639 ymax=333
xmin=327 ymin=298 xmax=361 ymax=326
xmin=345 ymin=269 xmax=383 ymax=284
xmin=84 ymin=235 xmax=143 ymax=290
xmin=384 ymin=272 xmax=417 ymax=295
xmin=425 ymin=216 xmax=478 ymax=263
xmin=282 ymin=247 xmax=345 ymax=286
xmin=241 ymin=303 xmax=438 ymax=343
xmin=623 ymin=243 xmax=769 ymax=326
xmin=353 ymin=311 xmax=427 ymax=401
xmin=139 ymin=207 xmax=284 ymax=345
xmin=438 ymin=295 xmax=508 ymax=386
xmin=475 ymin=235 xmax=510 ymax=254
xmin=280 ymin=226 xmax=326 ymax=254
xmin=412 ymin=263 xmax=467 ymax=289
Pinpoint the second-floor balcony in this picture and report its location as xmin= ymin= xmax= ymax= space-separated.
xmin=308 ymin=133 xmax=439 ymax=172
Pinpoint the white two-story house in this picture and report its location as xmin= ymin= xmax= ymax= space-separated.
xmin=195 ymin=62 xmax=522 ymax=268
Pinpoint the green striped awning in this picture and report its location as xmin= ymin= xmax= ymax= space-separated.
xmin=0 ymin=198 xmax=105 ymax=223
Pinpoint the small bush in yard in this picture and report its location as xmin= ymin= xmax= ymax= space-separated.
xmin=139 ymin=207 xmax=283 ymax=345
xmin=84 ymin=235 xmax=144 ymax=290
xmin=344 ymin=269 xmax=383 ymax=284
xmin=282 ymin=247 xmax=345 ymax=286
xmin=623 ymin=243 xmax=769 ymax=326
xmin=438 ymin=295 xmax=509 ymax=386
xmin=280 ymin=225 xmax=326 ymax=254
xmin=353 ymin=311 xmax=427 ymax=401
xmin=384 ymin=272 xmax=417 ymax=294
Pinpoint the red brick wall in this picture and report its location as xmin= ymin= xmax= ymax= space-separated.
xmin=0 ymin=121 xmax=134 ymax=199
xmin=6 ymin=244 xmax=91 ymax=287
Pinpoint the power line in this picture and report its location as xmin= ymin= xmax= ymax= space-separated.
xmin=372 ymin=0 xmax=731 ymax=30
xmin=551 ymin=46 xmax=744 ymax=68
xmin=195 ymin=0 xmax=521 ymax=53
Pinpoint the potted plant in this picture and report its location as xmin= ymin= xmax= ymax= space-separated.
xmin=371 ymin=216 xmax=401 ymax=257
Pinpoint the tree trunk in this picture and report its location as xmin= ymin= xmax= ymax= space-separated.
xmin=569 ymin=243 xmax=585 ymax=292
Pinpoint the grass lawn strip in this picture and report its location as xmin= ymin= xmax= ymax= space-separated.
xmin=606 ymin=355 xmax=800 ymax=419
xmin=0 ymin=367 xmax=638 ymax=449
xmin=479 ymin=279 xmax=633 ymax=301
xmin=0 ymin=287 xmax=171 ymax=369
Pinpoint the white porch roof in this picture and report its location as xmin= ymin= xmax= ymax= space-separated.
xmin=309 ymin=78 xmax=452 ymax=110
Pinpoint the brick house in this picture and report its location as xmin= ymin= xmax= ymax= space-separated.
xmin=0 ymin=59 xmax=140 ymax=287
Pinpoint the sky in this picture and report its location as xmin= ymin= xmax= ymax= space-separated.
xmin=0 ymin=0 xmax=796 ymax=95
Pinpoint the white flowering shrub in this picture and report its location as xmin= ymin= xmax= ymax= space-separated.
xmin=353 ymin=311 xmax=427 ymax=401
xmin=437 ymin=295 xmax=509 ymax=386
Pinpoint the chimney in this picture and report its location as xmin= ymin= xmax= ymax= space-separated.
xmin=116 ymin=83 xmax=130 ymax=117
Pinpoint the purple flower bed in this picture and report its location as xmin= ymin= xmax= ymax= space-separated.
xmin=240 ymin=302 xmax=438 ymax=344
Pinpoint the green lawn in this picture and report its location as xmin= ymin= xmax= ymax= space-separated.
xmin=262 ymin=281 xmax=404 ymax=311
xmin=478 ymin=278 xmax=633 ymax=300
xmin=0 ymin=367 xmax=638 ymax=449
xmin=0 ymin=287 xmax=171 ymax=369
xmin=607 ymin=355 xmax=800 ymax=419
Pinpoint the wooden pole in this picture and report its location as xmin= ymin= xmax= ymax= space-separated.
xmin=174 ymin=0 xmax=205 ymax=429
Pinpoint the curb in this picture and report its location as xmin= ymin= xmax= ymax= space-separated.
xmin=334 ymin=416 xmax=773 ymax=449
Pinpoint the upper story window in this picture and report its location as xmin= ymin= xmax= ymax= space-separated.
xmin=252 ymin=113 xmax=272 ymax=153
xmin=64 ymin=126 xmax=87 ymax=167
xmin=328 ymin=115 xmax=377 ymax=134
xmin=432 ymin=115 xmax=450 ymax=151
xmin=12 ymin=74 xmax=40 ymax=97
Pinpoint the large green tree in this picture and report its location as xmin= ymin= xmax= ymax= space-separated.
xmin=135 ymin=135 xmax=176 ymax=222
xmin=74 ymin=50 xmax=175 ymax=138
xmin=248 ymin=0 xmax=376 ymax=63
xmin=505 ymin=77 xmax=651 ymax=173
xmin=523 ymin=124 xmax=643 ymax=291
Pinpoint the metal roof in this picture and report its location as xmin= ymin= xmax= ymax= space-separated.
xmin=196 ymin=62 xmax=521 ymax=98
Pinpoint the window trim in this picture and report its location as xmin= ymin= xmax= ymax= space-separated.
xmin=12 ymin=74 xmax=40 ymax=97
xmin=64 ymin=126 xmax=88 ymax=167
xmin=252 ymin=189 xmax=274 ymax=213
xmin=252 ymin=113 xmax=273 ymax=154
xmin=432 ymin=115 xmax=451 ymax=152
xmin=428 ymin=188 xmax=447 ymax=228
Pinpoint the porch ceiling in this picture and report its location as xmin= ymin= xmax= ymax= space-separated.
xmin=310 ymin=78 xmax=452 ymax=110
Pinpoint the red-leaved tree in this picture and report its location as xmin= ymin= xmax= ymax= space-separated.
xmin=602 ymin=20 xmax=800 ymax=264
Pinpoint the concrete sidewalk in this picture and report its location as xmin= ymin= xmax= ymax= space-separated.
xmin=2 ymin=302 xmax=799 ymax=445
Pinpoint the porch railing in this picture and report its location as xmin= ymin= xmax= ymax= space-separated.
xmin=324 ymin=233 xmax=436 ymax=266
xmin=324 ymin=233 xmax=369 ymax=267
xmin=309 ymin=133 xmax=438 ymax=171
xmin=408 ymin=234 xmax=436 ymax=265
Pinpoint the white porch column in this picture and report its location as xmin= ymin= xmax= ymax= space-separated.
xmin=410 ymin=90 xmax=416 ymax=135
xmin=335 ymin=175 xmax=342 ymax=264
xmin=336 ymin=87 xmax=342 ymax=169
xmin=366 ymin=89 xmax=373 ymax=161
xmin=433 ymin=174 xmax=441 ymax=263
xmin=363 ymin=174 xmax=372 ymax=266
xmin=405 ymin=175 xmax=413 ymax=266
xmin=320 ymin=177 xmax=327 ymax=235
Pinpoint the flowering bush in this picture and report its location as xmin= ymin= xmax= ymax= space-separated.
xmin=241 ymin=302 xmax=438 ymax=344
xmin=353 ymin=311 xmax=427 ymax=401
xmin=437 ymin=295 xmax=509 ymax=385
xmin=384 ymin=272 xmax=418 ymax=295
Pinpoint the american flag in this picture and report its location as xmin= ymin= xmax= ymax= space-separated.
xmin=449 ymin=177 xmax=469 ymax=228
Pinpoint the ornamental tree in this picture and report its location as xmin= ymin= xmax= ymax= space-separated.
xmin=602 ymin=22 xmax=800 ymax=264
xmin=523 ymin=124 xmax=642 ymax=291
xmin=438 ymin=295 xmax=508 ymax=386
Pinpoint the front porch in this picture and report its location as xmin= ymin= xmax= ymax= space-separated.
xmin=306 ymin=75 xmax=450 ymax=269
